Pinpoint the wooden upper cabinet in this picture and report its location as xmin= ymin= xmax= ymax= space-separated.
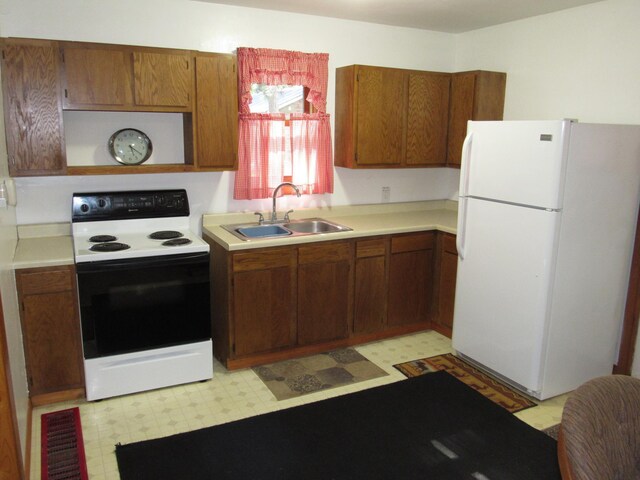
xmin=133 ymin=51 xmax=192 ymax=108
xmin=406 ymin=71 xmax=450 ymax=166
xmin=335 ymin=65 xmax=450 ymax=168
xmin=354 ymin=65 xmax=405 ymax=166
xmin=1 ymin=38 xmax=66 ymax=176
xmin=447 ymin=70 xmax=506 ymax=167
xmin=61 ymin=45 xmax=133 ymax=108
xmin=60 ymin=42 xmax=193 ymax=112
xmin=194 ymin=53 xmax=238 ymax=169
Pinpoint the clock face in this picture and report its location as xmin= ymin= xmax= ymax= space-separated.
xmin=108 ymin=128 xmax=153 ymax=165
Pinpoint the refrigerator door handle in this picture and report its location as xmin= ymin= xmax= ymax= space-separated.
xmin=456 ymin=132 xmax=473 ymax=260
xmin=459 ymin=132 xmax=474 ymax=197
xmin=456 ymin=196 xmax=468 ymax=259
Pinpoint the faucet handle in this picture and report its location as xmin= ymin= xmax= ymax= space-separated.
xmin=254 ymin=212 xmax=264 ymax=224
xmin=284 ymin=210 xmax=294 ymax=222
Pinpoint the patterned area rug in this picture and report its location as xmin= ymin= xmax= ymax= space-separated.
xmin=394 ymin=353 xmax=537 ymax=413
xmin=253 ymin=348 xmax=388 ymax=400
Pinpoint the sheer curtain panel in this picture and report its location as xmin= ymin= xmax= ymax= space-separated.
xmin=234 ymin=48 xmax=334 ymax=200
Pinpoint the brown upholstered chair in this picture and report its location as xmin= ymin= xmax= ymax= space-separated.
xmin=557 ymin=374 xmax=640 ymax=480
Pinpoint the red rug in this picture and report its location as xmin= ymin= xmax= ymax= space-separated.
xmin=41 ymin=407 xmax=88 ymax=480
xmin=394 ymin=353 xmax=537 ymax=413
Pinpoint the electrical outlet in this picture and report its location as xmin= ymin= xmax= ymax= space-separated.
xmin=381 ymin=186 xmax=390 ymax=203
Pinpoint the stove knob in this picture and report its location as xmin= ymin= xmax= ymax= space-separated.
xmin=80 ymin=203 xmax=90 ymax=213
xmin=97 ymin=198 xmax=107 ymax=208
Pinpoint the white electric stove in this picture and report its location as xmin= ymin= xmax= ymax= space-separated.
xmin=72 ymin=190 xmax=212 ymax=401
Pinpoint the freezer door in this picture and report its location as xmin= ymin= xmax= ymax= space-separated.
xmin=452 ymin=198 xmax=560 ymax=393
xmin=463 ymin=120 xmax=570 ymax=209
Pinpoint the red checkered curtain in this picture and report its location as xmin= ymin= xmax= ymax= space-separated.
xmin=234 ymin=48 xmax=334 ymax=200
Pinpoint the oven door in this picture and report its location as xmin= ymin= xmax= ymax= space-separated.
xmin=76 ymin=252 xmax=210 ymax=359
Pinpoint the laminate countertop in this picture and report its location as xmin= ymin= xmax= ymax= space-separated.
xmin=203 ymin=200 xmax=458 ymax=251
xmin=13 ymin=223 xmax=74 ymax=269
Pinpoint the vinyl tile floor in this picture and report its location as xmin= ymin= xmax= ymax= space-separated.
xmin=30 ymin=331 xmax=567 ymax=479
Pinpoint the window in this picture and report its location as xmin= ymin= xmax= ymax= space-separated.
xmin=233 ymin=48 xmax=333 ymax=200
xmin=249 ymin=84 xmax=306 ymax=114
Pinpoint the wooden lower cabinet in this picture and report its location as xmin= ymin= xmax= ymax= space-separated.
xmin=432 ymin=233 xmax=459 ymax=337
xmin=297 ymin=241 xmax=353 ymax=345
xmin=15 ymin=265 xmax=84 ymax=401
xmin=388 ymin=232 xmax=435 ymax=326
xmin=231 ymin=248 xmax=297 ymax=356
xmin=210 ymin=231 xmax=456 ymax=369
xmin=354 ymin=238 xmax=388 ymax=334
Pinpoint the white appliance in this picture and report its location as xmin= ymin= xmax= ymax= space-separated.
xmin=72 ymin=189 xmax=213 ymax=401
xmin=452 ymin=120 xmax=640 ymax=400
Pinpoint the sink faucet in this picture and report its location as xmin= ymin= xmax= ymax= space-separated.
xmin=271 ymin=182 xmax=301 ymax=222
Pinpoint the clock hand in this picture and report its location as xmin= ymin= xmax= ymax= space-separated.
xmin=129 ymin=145 xmax=142 ymax=155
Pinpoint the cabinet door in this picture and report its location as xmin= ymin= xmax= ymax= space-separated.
xmin=406 ymin=72 xmax=450 ymax=166
xmin=133 ymin=51 xmax=192 ymax=108
xmin=355 ymin=66 xmax=405 ymax=166
xmin=61 ymin=45 xmax=133 ymax=108
xmin=447 ymin=71 xmax=506 ymax=167
xmin=195 ymin=53 xmax=238 ymax=169
xmin=1 ymin=40 xmax=66 ymax=176
xmin=433 ymin=233 xmax=458 ymax=337
xmin=232 ymin=249 xmax=296 ymax=356
xmin=298 ymin=242 xmax=353 ymax=345
xmin=388 ymin=232 xmax=434 ymax=327
xmin=16 ymin=266 xmax=84 ymax=396
xmin=447 ymin=72 xmax=476 ymax=168
xmin=354 ymin=238 xmax=387 ymax=334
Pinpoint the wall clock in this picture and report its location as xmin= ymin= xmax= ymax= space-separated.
xmin=108 ymin=128 xmax=153 ymax=165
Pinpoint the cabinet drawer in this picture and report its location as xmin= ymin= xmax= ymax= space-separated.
xmin=356 ymin=238 xmax=387 ymax=258
xmin=233 ymin=248 xmax=296 ymax=272
xmin=391 ymin=232 xmax=434 ymax=254
xmin=17 ymin=267 xmax=74 ymax=295
xmin=298 ymin=242 xmax=351 ymax=265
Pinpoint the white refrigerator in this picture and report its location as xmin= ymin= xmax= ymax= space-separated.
xmin=452 ymin=119 xmax=640 ymax=400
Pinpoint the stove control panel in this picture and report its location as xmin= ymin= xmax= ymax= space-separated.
xmin=72 ymin=189 xmax=190 ymax=222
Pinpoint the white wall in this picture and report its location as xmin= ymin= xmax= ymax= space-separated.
xmin=0 ymin=0 xmax=461 ymax=230
xmin=454 ymin=0 xmax=640 ymax=124
xmin=453 ymin=0 xmax=640 ymax=375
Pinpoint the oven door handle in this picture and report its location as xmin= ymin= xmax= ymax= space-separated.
xmin=75 ymin=252 xmax=209 ymax=273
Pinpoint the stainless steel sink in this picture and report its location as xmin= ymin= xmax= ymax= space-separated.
xmin=235 ymin=224 xmax=292 ymax=238
xmin=222 ymin=217 xmax=352 ymax=241
xmin=284 ymin=218 xmax=351 ymax=234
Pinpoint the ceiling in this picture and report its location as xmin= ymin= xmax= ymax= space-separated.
xmin=196 ymin=0 xmax=603 ymax=33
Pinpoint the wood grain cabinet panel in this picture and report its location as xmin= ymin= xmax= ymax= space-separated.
xmin=231 ymin=248 xmax=297 ymax=357
xmin=354 ymin=65 xmax=405 ymax=166
xmin=1 ymin=38 xmax=66 ymax=176
xmin=432 ymin=232 xmax=458 ymax=338
xmin=133 ymin=51 xmax=192 ymax=108
xmin=406 ymin=71 xmax=450 ymax=166
xmin=16 ymin=265 xmax=84 ymax=398
xmin=447 ymin=70 xmax=506 ymax=167
xmin=354 ymin=238 xmax=388 ymax=334
xmin=59 ymin=42 xmax=194 ymax=112
xmin=194 ymin=53 xmax=238 ymax=169
xmin=388 ymin=232 xmax=435 ymax=327
xmin=297 ymin=242 xmax=353 ymax=345
xmin=61 ymin=45 xmax=133 ymax=108
xmin=335 ymin=65 xmax=451 ymax=168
